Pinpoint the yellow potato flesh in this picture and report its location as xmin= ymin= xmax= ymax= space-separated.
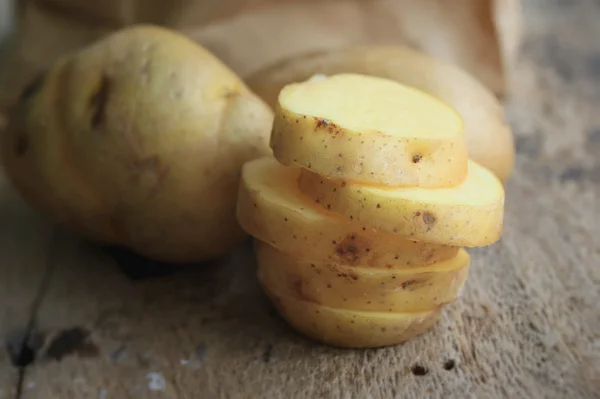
xmin=281 ymin=74 xmax=460 ymax=139
xmin=272 ymin=74 xmax=468 ymax=187
xmin=299 ymin=160 xmax=504 ymax=247
xmin=237 ymin=157 xmax=459 ymax=267
xmin=262 ymin=287 xmax=441 ymax=348
xmin=247 ymin=46 xmax=515 ymax=183
xmin=256 ymin=241 xmax=470 ymax=312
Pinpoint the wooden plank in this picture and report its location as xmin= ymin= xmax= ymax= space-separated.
xmin=18 ymin=75 xmax=600 ymax=399
xmin=0 ymin=7 xmax=26 ymax=396
xmin=8 ymin=1 xmax=600 ymax=398
xmin=0 ymin=17 xmax=50 ymax=395
xmin=16 ymin=166 xmax=600 ymax=399
xmin=0 ymin=171 xmax=54 ymax=398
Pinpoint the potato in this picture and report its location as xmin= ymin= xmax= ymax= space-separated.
xmin=256 ymin=240 xmax=470 ymax=313
xmin=272 ymin=74 xmax=467 ymax=187
xmin=247 ymin=46 xmax=515 ymax=182
xmin=299 ymin=160 xmax=504 ymax=247
xmin=237 ymin=157 xmax=459 ymax=267
xmin=262 ymin=287 xmax=440 ymax=348
xmin=1 ymin=25 xmax=273 ymax=262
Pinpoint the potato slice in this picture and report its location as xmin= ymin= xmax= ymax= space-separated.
xmin=247 ymin=45 xmax=515 ymax=182
xmin=272 ymin=73 xmax=468 ymax=187
xmin=237 ymin=157 xmax=459 ymax=267
xmin=299 ymin=160 xmax=504 ymax=247
xmin=256 ymin=240 xmax=470 ymax=312
xmin=262 ymin=287 xmax=441 ymax=348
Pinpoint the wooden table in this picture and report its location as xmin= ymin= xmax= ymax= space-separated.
xmin=1 ymin=1 xmax=599 ymax=398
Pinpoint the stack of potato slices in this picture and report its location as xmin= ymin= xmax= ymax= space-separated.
xmin=237 ymin=74 xmax=505 ymax=348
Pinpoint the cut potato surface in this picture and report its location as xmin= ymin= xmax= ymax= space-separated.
xmin=299 ymin=160 xmax=504 ymax=246
xmin=256 ymin=241 xmax=470 ymax=312
xmin=247 ymin=45 xmax=515 ymax=182
xmin=237 ymin=157 xmax=459 ymax=267
xmin=271 ymin=74 xmax=468 ymax=187
xmin=262 ymin=287 xmax=440 ymax=348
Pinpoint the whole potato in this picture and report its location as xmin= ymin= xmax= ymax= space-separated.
xmin=1 ymin=25 xmax=273 ymax=262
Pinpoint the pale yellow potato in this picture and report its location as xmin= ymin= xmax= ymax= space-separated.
xmin=299 ymin=160 xmax=504 ymax=247
xmin=247 ymin=46 xmax=515 ymax=182
xmin=256 ymin=240 xmax=470 ymax=312
xmin=237 ymin=157 xmax=459 ymax=267
xmin=271 ymin=73 xmax=468 ymax=187
xmin=1 ymin=25 xmax=273 ymax=262
xmin=262 ymin=287 xmax=441 ymax=348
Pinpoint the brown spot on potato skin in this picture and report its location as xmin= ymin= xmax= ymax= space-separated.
xmin=314 ymin=117 xmax=343 ymax=134
xmin=334 ymin=234 xmax=371 ymax=264
xmin=412 ymin=154 xmax=422 ymax=163
xmin=89 ymin=74 xmax=111 ymax=129
xmin=401 ymin=279 xmax=428 ymax=291
xmin=423 ymin=212 xmax=436 ymax=230
xmin=423 ymin=249 xmax=436 ymax=263
xmin=315 ymin=117 xmax=327 ymax=128
xmin=335 ymin=243 xmax=357 ymax=261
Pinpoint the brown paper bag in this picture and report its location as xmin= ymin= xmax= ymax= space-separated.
xmin=0 ymin=0 xmax=521 ymax=105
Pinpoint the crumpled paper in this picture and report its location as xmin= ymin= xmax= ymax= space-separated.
xmin=0 ymin=0 xmax=521 ymax=106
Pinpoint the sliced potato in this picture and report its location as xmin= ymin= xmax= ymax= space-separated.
xmin=262 ymin=287 xmax=440 ymax=348
xmin=247 ymin=46 xmax=515 ymax=182
xmin=237 ymin=157 xmax=459 ymax=267
xmin=299 ymin=160 xmax=504 ymax=247
xmin=272 ymin=73 xmax=468 ymax=187
xmin=256 ymin=241 xmax=469 ymax=312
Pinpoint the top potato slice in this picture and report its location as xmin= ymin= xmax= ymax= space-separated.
xmin=271 ymin=74 xmax=468 ymax=187
xmin=299 ymin=160 xmax=504 ymax=247
xmin=247 ymin=45 xmax=515 ymax=183
xmin=237 ymin=156 xmax=459 ymax=268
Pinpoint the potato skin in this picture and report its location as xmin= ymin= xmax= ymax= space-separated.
xmin=262 ymin=286 xmax=440 ymax=349
xmin=247 ymin=46 xmax=515 ymax=182
xmin=299 ymin=161 xmax=505 ymax=247
xmin=256 ymin=240 xmax=470 ymax=313
xmin=237 ymin=157 xmax=460 ymax=267
xmin=1 ymin=25 xmax=273 ymax=262
xmin=271 ymin=99 xmax=468 ymax=187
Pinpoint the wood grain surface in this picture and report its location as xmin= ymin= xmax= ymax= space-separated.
xmin=0 ymin=172 xmax=52 ymax=399
xmin=1 ymin=0 xmax=599 ymax=398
